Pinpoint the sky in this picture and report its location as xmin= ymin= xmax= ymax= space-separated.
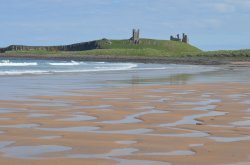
xmin=0 ymin=0 xmax=250 ymax=51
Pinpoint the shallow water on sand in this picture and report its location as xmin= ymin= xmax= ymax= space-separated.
xmin=101 ymin=109 xmax=165 ymax=124
xmin=1 ymin=60 xmax=250 ymax=101
xmin=0 ymin=59 xmax=221 ymax=100
xmin=0 ymin=145 xmax=72 ymax=159
xmin=37 ymin=126 xmax=99 ymax=132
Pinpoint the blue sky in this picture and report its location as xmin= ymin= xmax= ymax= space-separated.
xmin=0 ymin=0 xmax=250 ymax=50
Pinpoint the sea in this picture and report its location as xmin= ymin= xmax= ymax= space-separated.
xmin=0 ymin=58 xmax=249 ymax=100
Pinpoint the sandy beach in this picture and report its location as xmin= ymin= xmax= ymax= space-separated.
xmin=1 ymin=0 xmax=250 ymax=164
xmin=0 ymin=79 xmax=250 ymax=165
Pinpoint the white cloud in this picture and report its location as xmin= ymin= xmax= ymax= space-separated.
xmin=213 ymin=3 xmax=235 ymax=13
xmin=226 ymin=0 xmax=250 ymax=8
xmin=204 ymin=19 xmax=222 ymax=28
xmin=210 ymin=0 xmax=250 ymax=13
xmin=161 ymin=18 xmax=222 ymax=31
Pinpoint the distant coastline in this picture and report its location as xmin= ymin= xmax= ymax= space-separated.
xmin=0 ymin=30 xmax=249 ymax=65
xmin=0 ymin=53 xmax=249 ymax=65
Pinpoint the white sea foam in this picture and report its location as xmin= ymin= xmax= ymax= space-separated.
xmin=49 ymin=61 xmax=81 ymax=66
xmin=51 ymin=63 xmax=137 ymax=73
xmin=0 ymin=60 xmax=37 ymax=67
xmin=0 ymin=60 xmax=217 ymax=76
xmin=0 ymin=70 xmax=50 ymax=76
xmin=95 ymin=63 xmax=138 ymax=70
xmin=0 ymin=63 xmax=138 ymax=75
xmin=135 ymin=67 xmax=167 ymax=70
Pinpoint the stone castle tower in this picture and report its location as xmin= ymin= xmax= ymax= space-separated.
xmin=181 ymin=33 xmax=189 ymax=43
xmin=130 ymin=29 xmax=140 ymax=44
xmin=170 ymin=33 xmax=189 ymax=44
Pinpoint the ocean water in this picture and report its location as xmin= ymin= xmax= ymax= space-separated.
xmin=0 ymin=59 xmax=139 ymax=75
xmin=0 ymin=58 xmax=249 ymax=100
xmin=0 ymin=59 xmax=215 ymax=76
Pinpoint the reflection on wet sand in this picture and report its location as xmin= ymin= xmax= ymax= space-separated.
xmin=101 ymin=110 xmax=165 ymax=124
xmin=0 ymin=145 xmax=72 ymax=159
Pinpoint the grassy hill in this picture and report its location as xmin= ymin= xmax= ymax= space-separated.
xmin=3 ymin=39 xmax=202 ymax=57
xmin=3 ymin=39 xmax=250 ymax=63
xmin=97 ymin=39 xmax=201 ymax=56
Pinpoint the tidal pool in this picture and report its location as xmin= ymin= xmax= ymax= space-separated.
xmin=0 ymin=124 xmax=40 ymax=129
xmin=29 ymin=113 xmax=55 ymax=117
xmin=0 ymin=141 xmax=15 ymax=149
xmin=37 ymin=126 xmax=99 ymax=132
xmin=38 ymin=136 xmax=63 ymax=140
xmin=142 ymin=150 xmax=195 ymax=156
xmin=101 ymin=110 xmax=165 ymax=124
xmin=230 ymin=118 xmax=250 ymax=126
xmin=209 ymin=136 xmax=250 ymax=142
xmin=0 ymin=145 xmax=72 ymax=159
xmin=57 ymin=114 xmax=97 ymax=121
xmin=160 ymin=111 xmax=227 ymax=127
xmin=115 ymin=141 xmax=137 ymax=145
xmin=176 ymin=99 xmax=221 ymax=106
xmin=68 ymin=147 xmax=173 ymax=165
xmin=93 ymin=128 xmax=153 ymax=135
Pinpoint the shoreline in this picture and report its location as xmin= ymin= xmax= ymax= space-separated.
xmin=0 ymin=53 xmax=240 ymax=65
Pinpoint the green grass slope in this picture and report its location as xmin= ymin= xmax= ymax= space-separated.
xmin=4 ymin=39 xmax=202 ymax=57
xmin=91 ymin=39 xmax=202 ymax=56
xmin=195 ymin=49 xmax=250 ymax=57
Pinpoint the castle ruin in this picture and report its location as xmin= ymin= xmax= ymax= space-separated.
xmin=130 ymin=29 xmax=140 ymax=44
xmin=0 ymin=30 xmax=191 ymax=53
xmin=170 ymin=33 xmax=189 ymax=44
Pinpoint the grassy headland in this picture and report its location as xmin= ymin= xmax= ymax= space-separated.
xmin=2 ymin=39 xmax=201 ymax=56
xmin=1 ymin=39 xmax=250 ymax=64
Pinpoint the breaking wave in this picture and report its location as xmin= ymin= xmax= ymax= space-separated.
xmin=0 ymin=62 xmax=138 ymax=76
xmin=0 ymin=70 xmax=49 ymax=76
xmin=48 ymin=61 xmax=82 ymax=66
xmin=0 ymin=60 xmax=37 ymax=67
xmin=0 ymin=59 xmax=218 ymax=76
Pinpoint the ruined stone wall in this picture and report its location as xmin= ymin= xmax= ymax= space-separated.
xmin=170 ymin=33 xmax=189 ymax=44
xmin=130 ymin=29 xmax=140 ymax=44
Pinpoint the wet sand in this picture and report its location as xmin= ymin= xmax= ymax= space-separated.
xmin=0 ymin=82 xmax=250 ymax=165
